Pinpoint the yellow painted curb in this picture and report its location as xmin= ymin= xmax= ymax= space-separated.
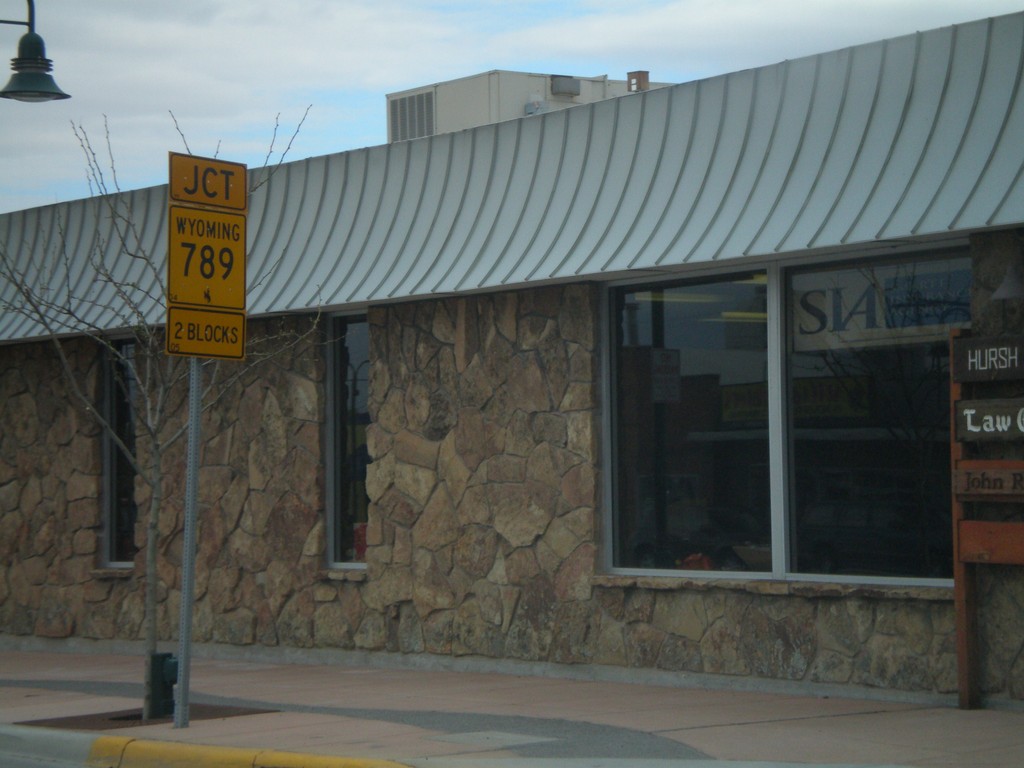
xmin=85 ymin=732 xmax=411 ymax=768
xmin=121 ymin=739 xmax=255 ymax=768
xmin=254 ymin=751 xmax=409 ymax=768
xmin=86 ymin=735 xmax=131 ymax=768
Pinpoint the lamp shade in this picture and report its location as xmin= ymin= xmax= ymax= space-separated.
xmin=0 ymin=31 xmax=69 ymax=102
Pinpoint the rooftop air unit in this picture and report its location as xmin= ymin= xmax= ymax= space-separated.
xmin=389 ymin=90 xmax=435 ymax=142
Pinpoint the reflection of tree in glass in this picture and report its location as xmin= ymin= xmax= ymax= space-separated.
xmin=792 ymin=263 xmax=964 ymax=577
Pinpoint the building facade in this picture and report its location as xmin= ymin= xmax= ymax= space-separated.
xmin=3 ymin=13 xmax=1024 ymax=703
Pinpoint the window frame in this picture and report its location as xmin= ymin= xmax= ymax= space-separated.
xmin=603 ymin=250 xmax=967 ymax=587
xmin=324 ymin=314 xmax=371 ymax=569
xmin=606 ymin=268 xmax=773 ymax=574
xmin=100 ymin=339 xmax=138 ymax=568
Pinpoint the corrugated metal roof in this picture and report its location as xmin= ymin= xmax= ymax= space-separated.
xmin=3 ymin=12 xmax=1024 ymax=342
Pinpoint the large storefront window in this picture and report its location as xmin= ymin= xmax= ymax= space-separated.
xmin=789 ymin=256 xmax=969 ymax=578
xmin=613 ymin=273 xmax=771 ymax=571
xmin=326 ymin=316 xmax=371 ymax=565
xmin=611 ymin=252 xmax=970 ymax=580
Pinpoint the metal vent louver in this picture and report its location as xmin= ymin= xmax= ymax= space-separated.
xmin=389 ymin=91 xmax=435 ymax=142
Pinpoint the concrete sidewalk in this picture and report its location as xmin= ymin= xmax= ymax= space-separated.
xmin=1 ymin=640 xmax=1023 ymax=768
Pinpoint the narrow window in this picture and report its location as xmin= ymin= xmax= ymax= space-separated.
xmin=612 ymin=273 xmax=771 ymax=572
xmin=326 ymin=316 xmax=371 ymax=565
xmin=102 ymin=340 xmax=138 ymax=566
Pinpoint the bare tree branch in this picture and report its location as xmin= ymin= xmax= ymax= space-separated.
xmin=169 ymin=110 xmax=192 ymax=156
xmin=249 ymin=105 xmax=312 ymax=193
xmin=1 ymin=113 xmax=318 ymax=722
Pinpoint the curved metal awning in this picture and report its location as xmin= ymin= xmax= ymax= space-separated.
xmin=3 ymin=11 xmax=1023 ymax=342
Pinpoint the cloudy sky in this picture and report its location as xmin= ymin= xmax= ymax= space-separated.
xmin=1 ymin=0 xmax=1021 ymax=213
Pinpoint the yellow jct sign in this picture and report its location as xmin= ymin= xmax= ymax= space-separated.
xmin=166 ymin=152 xmax=248 ymax=360
xmin=169 ymin=153 xmax=247 ymax=211
xmin=167 ymin=206 xmax=246 ymax=311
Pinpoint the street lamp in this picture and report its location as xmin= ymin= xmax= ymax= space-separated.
xmin=0 ymin=0 xmax=69 ymax=101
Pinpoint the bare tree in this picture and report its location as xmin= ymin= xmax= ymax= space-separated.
xmin=0 ymin=111 xmax=317 ymax=719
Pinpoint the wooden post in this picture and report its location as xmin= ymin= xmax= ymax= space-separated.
xmin=950 ymin=329 xmax=980 ymax=709
xmin=949 ymin=330 xmax=1024 ymax=708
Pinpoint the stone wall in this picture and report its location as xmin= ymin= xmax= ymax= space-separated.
xmin=0 ymin=338 xmax=107 ymax=638
xmin=0 ymin=318 xmax=326 ymax=647
xmin=590 ymin=577 xmax=955 ymax=691
xmin=2 ymin=282 xmax=1015 ymax=700
xmin=351 ymin=284 xmax=962 ymax=696
xmin=175 ymin=316 xmax=326 ymax=648
xmin=360 ymin=286 xmax=601 ymax=658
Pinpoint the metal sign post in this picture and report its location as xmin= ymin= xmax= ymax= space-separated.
xmin=174 ymin=356 xmax=202 ymax=728
xmin=166 ymin=152 xmax=247 ymax=728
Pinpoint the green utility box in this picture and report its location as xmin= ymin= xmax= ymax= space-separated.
xmin=149 ymin=652 xmax=178 ymax=718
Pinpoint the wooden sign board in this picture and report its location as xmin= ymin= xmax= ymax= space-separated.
xmin=954 ymin=398 xmax=1024 ymax=442
xmin=958 ymin=520 xmax=1024 ymax=565
xmin=952 ymin=335 xmax=1024 ymax=382
xmin=954 ymin=466 xmax=1024 ymax=499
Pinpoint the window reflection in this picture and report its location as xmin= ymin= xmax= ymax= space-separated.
xmin=329 ymin=317 xmax=370 ymax=564
xmin=611 ymin=253 xmax=970 ymax=580
xmin=614 ymin=273 xmax=771 ymax=571
xmin=788 ymin=257 xmax=969 ymax=577
xmin=104 ymin=340 xmax=138 ymax=565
